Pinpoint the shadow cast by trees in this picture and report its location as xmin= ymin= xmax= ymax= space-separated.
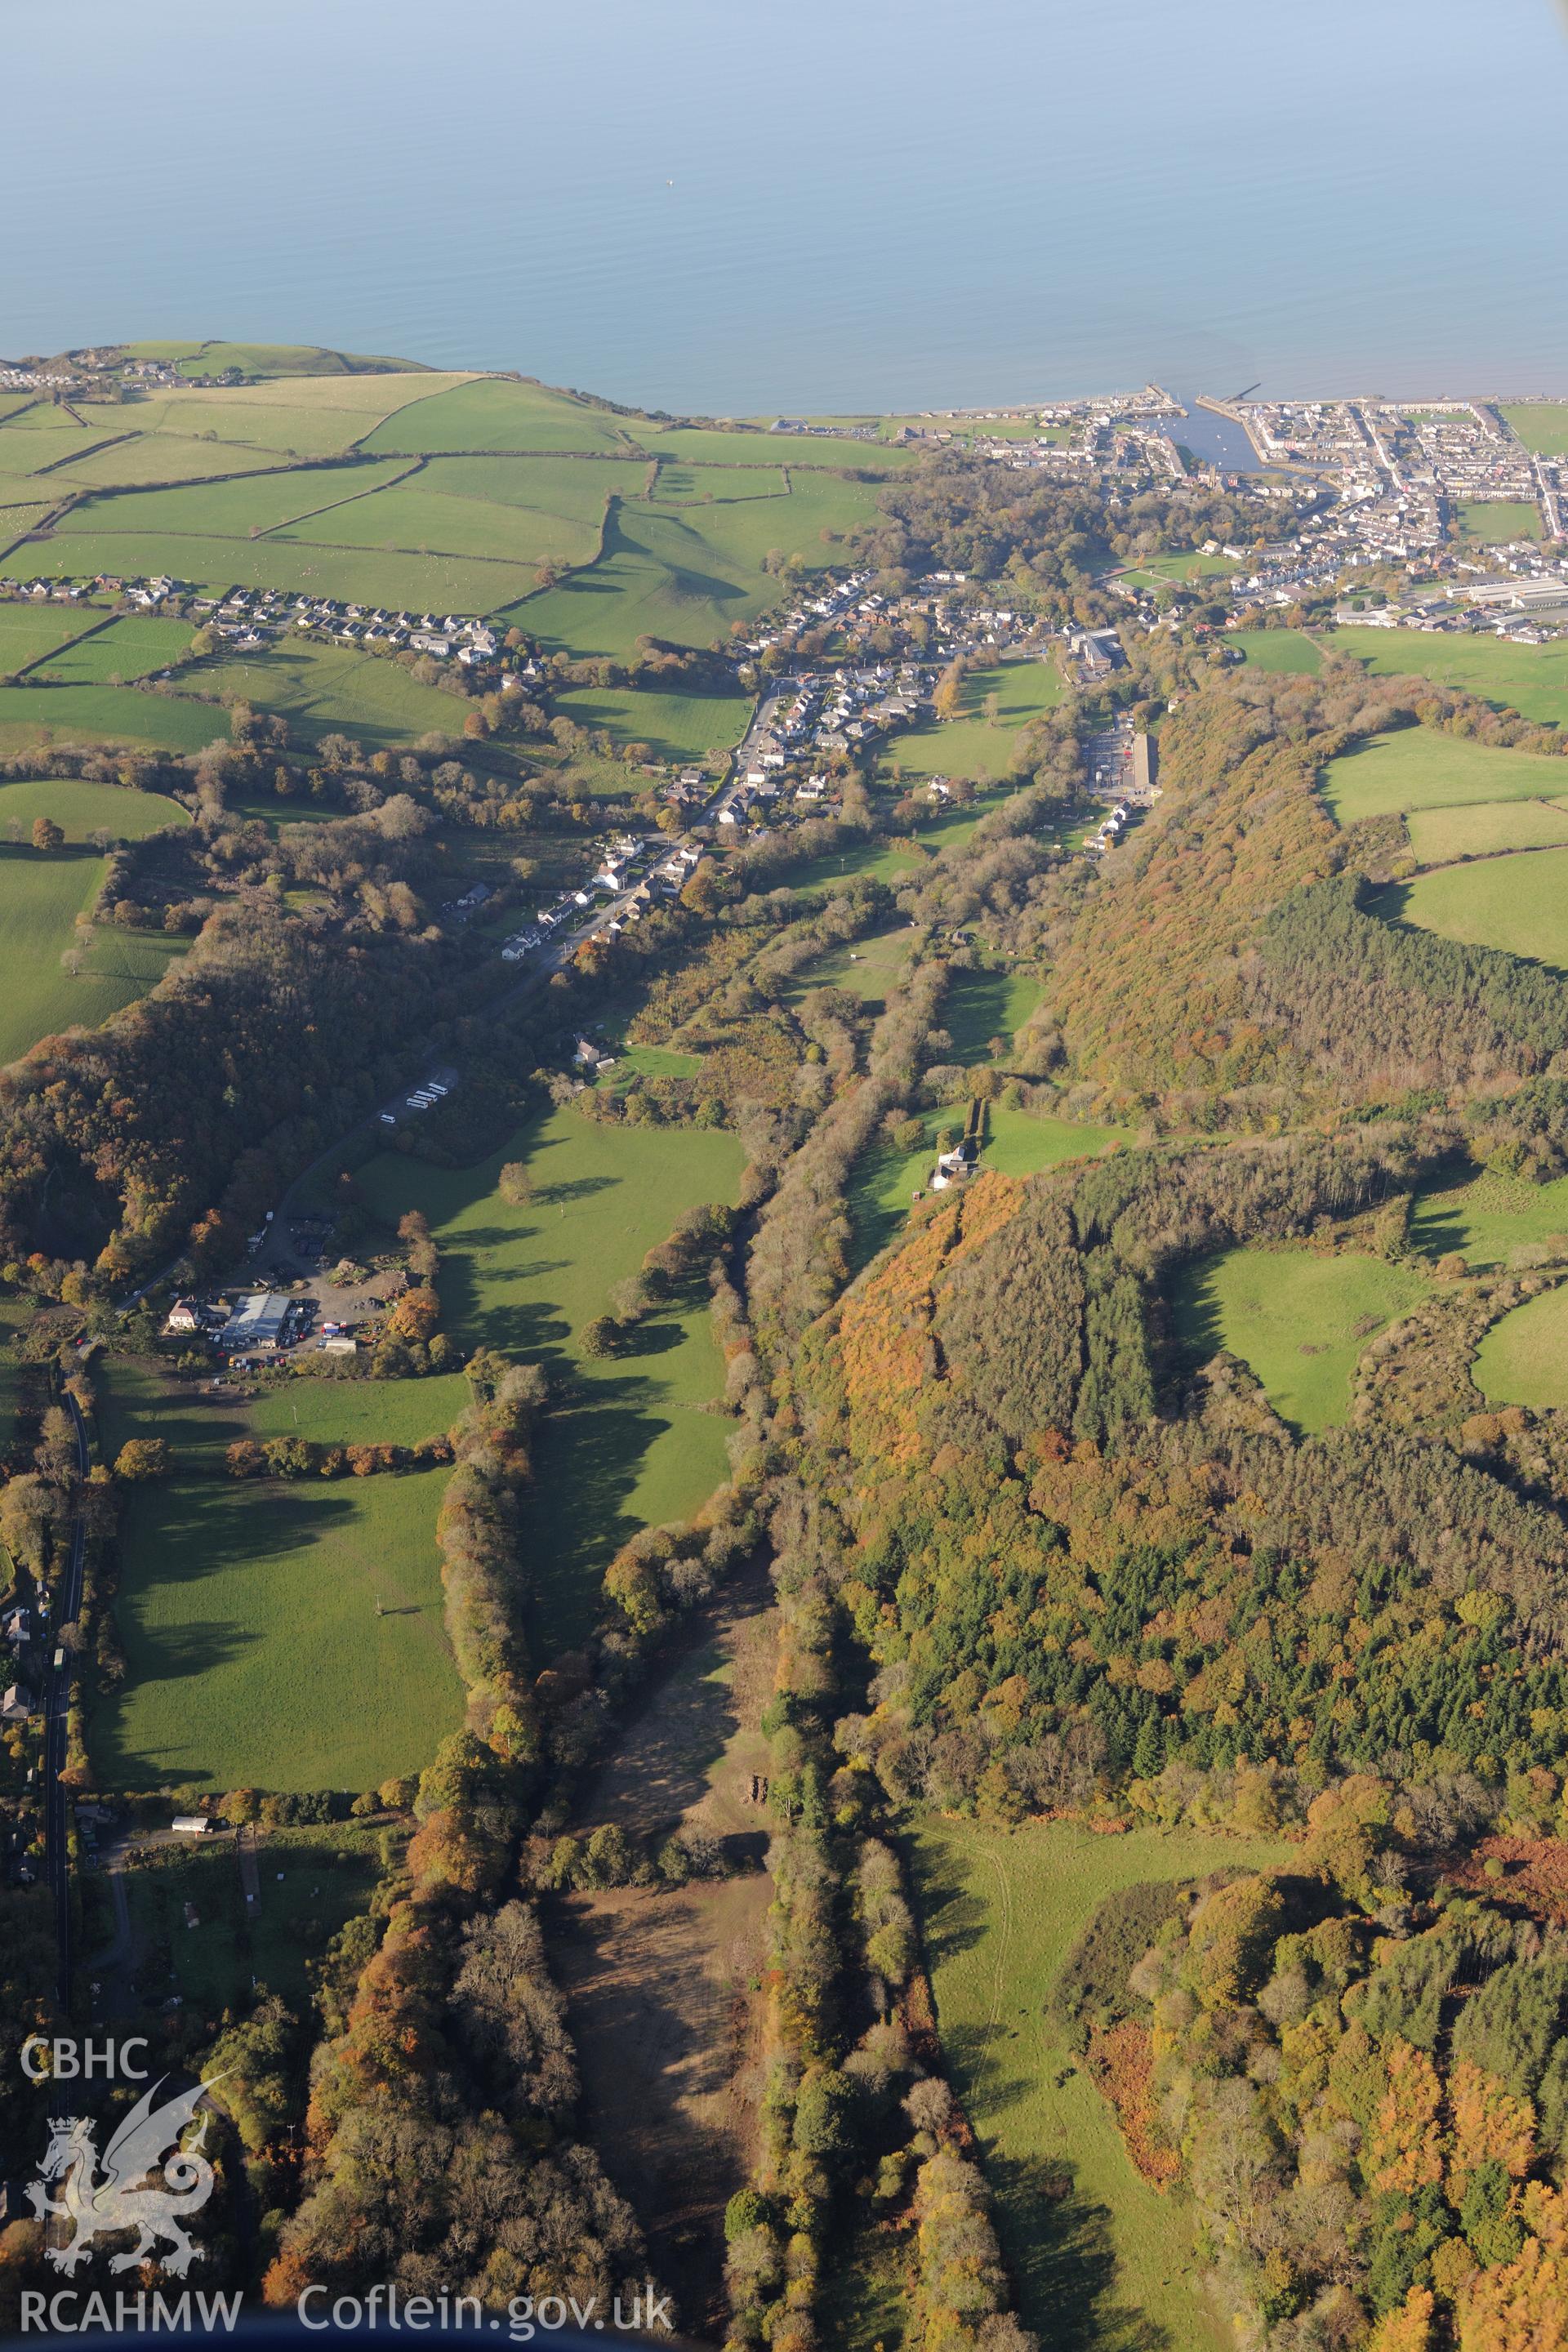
xmin=990 ymin=2152 xmax=1173 ymax=2352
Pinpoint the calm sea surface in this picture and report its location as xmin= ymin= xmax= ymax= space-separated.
xmin=9 ymin=0 xmax=1568 ymax=413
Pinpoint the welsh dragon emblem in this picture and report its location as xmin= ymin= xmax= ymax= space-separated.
xmin=29 ymin=2074 xmax=224 ymax=2275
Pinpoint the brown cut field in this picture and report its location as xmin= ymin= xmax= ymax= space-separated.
xmin=551 ymin=1569 xmax=777 ymax=2331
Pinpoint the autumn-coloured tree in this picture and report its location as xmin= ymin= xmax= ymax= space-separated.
xmin=113 ymin=1437 xmax=172 ymax=1481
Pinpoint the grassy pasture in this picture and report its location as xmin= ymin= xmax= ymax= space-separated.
xmin=552 ymin=683 xmax=751 ymax=764
xmin=118 ymin=1824 xmax=388 ymax=2012
xmin=1472 ymin=1281 xmax=1568 ymax=1410
xmin=0 ymin=504 xmax=55 ymax=546
xmin=981 ymin=1107 xmax=1127 ymax=1179
xmin=38 ymin=615 xmax=194 ymax=684
xmin=1405 ymin=797 xmax=1568 ymax=864
xmin=1171 ymin=1245 xmax=1427 ymax=1432
xmin=518 ymin=476 xmax=881 ymax=657
xmin=95 ymin=1463 xmax=462 ymax=1793
xmin=61 ymin=436 xmax=292 ymax=488
xmin=1412 ymin=1168 xmax=1568 ymax=1270
xmin=0 ymin=774 xmax=186 ymax=844
xmin=0 ymin=787 xmax=186 ymax=1043
xmin=942 ymin=965 xmax=1042 ymax=1059
xmin=176 ymin=370 xmax=470 ymax=418
xmin=194 ymin=638 xmax=459 ymax=752
xmin=0 ymin=836 xmax=184 ymax=1066
xmin=0 ymin=428 xmax=124 ymax=478
xmin=1329 ymin=627 xmax=1568 ymax=728
xmin=1231 ymin=628 xmax=1322 ymax=674
xmin=54 ymin=459 xmax=412 ymax=541
xmin=176 ymin=342 xmax=425 ymax=381
xmin=655 ymin=464 xmax=785 ymax=502
xmin=1454 ymin=499 xmax=1540 ymax=542
xmin=279 ymin=485 xmax=556 ymax=570
xmin=417 ymin=450 xmax=641 ymax=517
xmin=0 ymin=604 xmax=109 ymax=673
xmin=121 ymin=397 xmax=387 ymax=460
xmin=1393 ymin=845 xmax=1568 ymax=969
xmin=639 ymin=425 xmax=915 ymax=470
xmin=248 ymin=1372 xmax=471 ymax=1449
xmin=353 ymin=1106 xmax=745 ymax=1655
xmin=883 ymin=659 xmax=1062 ymax=785
xmin=1320 ymin=728 xmax=1568 ymax=826
xmin=1127 ymin=549 xmax=1237 ymax=583
xmin=786 ymin=835 xmax=927 ymax=893
xmin=0 ymin=679 xmax=228 ymax=758
xmin=3 ymin=528 xmax=537 ymax=615
xmin=1502 ymin=405 xmax=1568 ymax=457
xmin=911 ymin=1816 xmax=1292 ymax=2352
xmin=359 ymin=376 xmax=637 ymax=457
xmin=848 ymin=1108 xmax=1125 ymax=1270
xmin=785 ymin=924 xmax=915 ymax=1010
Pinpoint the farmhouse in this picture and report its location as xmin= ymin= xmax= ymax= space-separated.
xmin=929 ymin=1141 xmax=979 ymax=1192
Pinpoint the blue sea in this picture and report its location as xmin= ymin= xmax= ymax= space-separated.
xmin=9 ymin=0 xmax=1568 ymax=414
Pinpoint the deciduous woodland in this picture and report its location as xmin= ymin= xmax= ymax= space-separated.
xmin=3 ymin=347 xmax=1568 ymax=2352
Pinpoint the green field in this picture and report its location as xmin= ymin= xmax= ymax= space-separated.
xmin=553 ymin=683 xmax=752 ymax=764
xmin=786 ymin=835 xmax=927 ymax=893
xmin=1412 ymin=1167 xmax=1568 ymax=1270
xmin=0 ymin=603 xmax=109 ymax=675
xmin=1394 ymin=844 xmax=1568 ymax=969
xmin=0 ymin=774 xmax=185 ymax=844
xmin=943 ymin=966 xmax=1043 ymax=1059
xmin=353 ymin=1106 xmax=746 ymax=1654
xmin=883 ymin=660 xmax=1062 ymax=786
xmin=517 ymin=475 xmax=882 ymax=657
xmin=849 ymin=1110 xmax=1126 ymax=1270
xmin=95 ymin=1464 xmax=463 ymax=1793
xmin=248 ymin=1372 xmax=472 ymax=1449
xmin=0 ymin=777 xmax=189 ymax=1060
xmin=0 ymin=679 xmax=229 ymax=758
xmin=116 ymin=1823 xmax=389 ymax=2011
xmin=194 ymin=638 xmax=461 ymax=753
xmin=1171 ymin=1245 xmax=1428 ymax=1432
xmin=640 ymin=425 xmax=915 ymax=472
xmin=0 ymin=370 xmax=897 ymax=676
xmin=1453 ymin=500 xmax=1540 ymax=543
xmin=784 ymin=924 xmax=915 ymax=1009
xmin=1405 ymin=796 xmax=1568 ymax=864
xmin=1501 ymin=405 xmax=1568 ymax=458
xmin=0 ymin=503 xmax=53 ymax=548
xmin=38 ymin=615 xmax=194 ymax=684
xmin=4 ymin=528 xmax=538 ymax=618
xmin=1472 ymin=1281 xmax=1568 ymax=1410
xmin=1118 ymin=550 xmax=1238 ymax=588
xmin=1328 ymin=628 xmax=1568 ymax=729
xmin=60 ymin=435 xmax=289 ymax=489
xmin=655 ymin=463 xmax=786 ymax=503
xmin=1230 ymin=628 xmax=1321 ymax=674
xmin=1320 ymin=727 xmax=1568 ymax=826
xmin=359 ymin=376 xmax=640 ymax=457
xmin=55 ymin=461 xmax=414 ymax=543
xmin=911 ymin=1817 xmax=1293 ymax=2352
xmin=124 ymin=337 xmax=432 ymax=381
